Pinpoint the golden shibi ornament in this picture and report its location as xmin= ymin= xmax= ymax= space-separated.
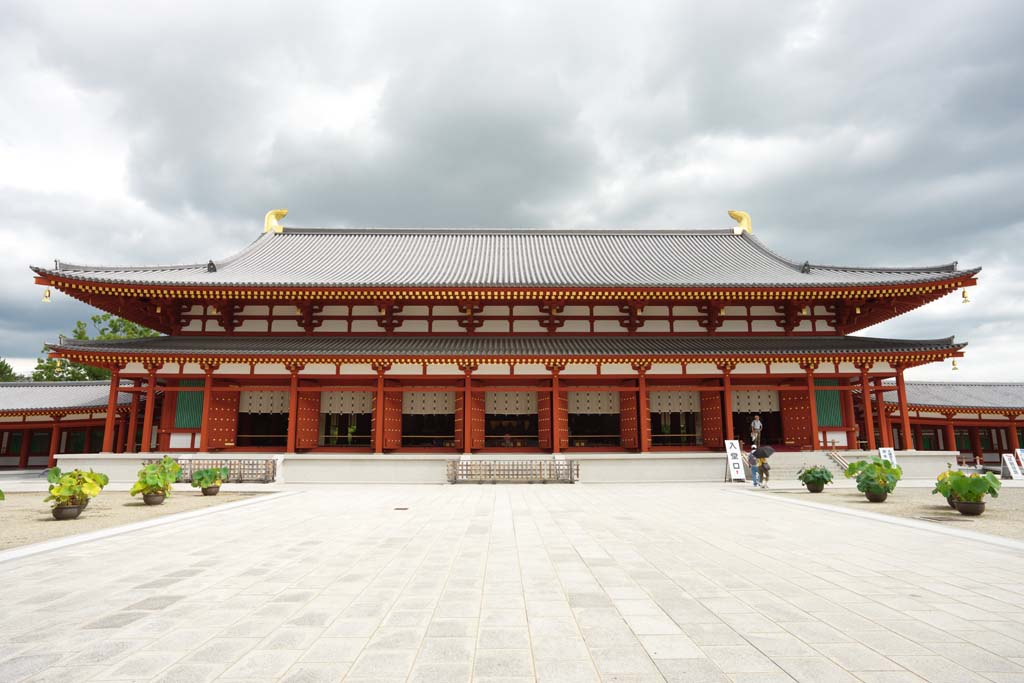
xmin=41 ymin=288 xmax=51 ymax=303
xmin=962 ymin=289 xmax=970 ymax=304
xmin=952 ymin=360 xmax=959 ymax=371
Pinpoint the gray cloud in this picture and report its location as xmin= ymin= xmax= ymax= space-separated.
xmin=1 ymin=0 xmax=1022 ymax=379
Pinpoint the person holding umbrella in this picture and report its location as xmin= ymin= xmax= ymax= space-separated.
xmin=747 ymin=447 xmax=760 ymax=487
xmin=752 ymin=445 xmax=774 ymax=488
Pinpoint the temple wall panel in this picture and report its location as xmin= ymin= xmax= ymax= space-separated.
xmin=514 ymin=364 xmax=549 ymax=375
xmin=387 ymin=364 xmax=423 ymax=375
xmin=0 ymin=416 xmax=25 ymax=423
xmin=813 ymin=306 xmax=829 ymax=316
xmin=562 ymin=364 xmax=599 ymax=375
xmin=981 ymin=413 xmax=1010 ymax=420
xmin=271 ymin=305 xmax=296 ymax=316
xmin=672 ymin=306 xmax=700 ymax=316
xmin=321 ymin=305 xmax=348 ymax=315
xmin=181 ymin=319 xmax=202 ymax=332
xmin=835 ymin=362 xmax=860 ymax=374
xmin=351 ymin=305 xmax=379 ymax=316
xmin=674 ymin=320 xmax=702 ymax=332
xmin=402 ymin=305 xmax=429 ymax=316
xmin=255 ymin=363 xmax=292 ymax=375
xmin=731 ymin=363 xmax=765 ymax=374
xmin=475 ymin=364 xmax=511 ymax=375
xmin=563 ymin=306 xmax=589 ymax=316
xmin=560 ymin=320 xmax=590 ymax=333
xmin=236 ymin=319 xmax=268 ymax=333
xmin=513 ymin=320 xmax=545 ymax=333
xmin=432 ymin=320 xmax=462 ymax=333
xmin=593 ymin=320 xmax=621 ymax=333
xmin=686 ymin=363 xmax=720 ymax=375
xmin=872 ymin=362 xmax=896 ymax=373
xmin=722 ymin=306 xmax=746 ymax=316
xmin=395 ymin=320 xmax=428 ymax=333
xmin=513 ymin=305 xmax=541 ymax=316
xmin=644 ymin=305 xmax=669 ymax=316
xmin=477 ymin=320 xmax=508 ymax=333
xmin=205 ymin=319 xmax=225 ymax=332
xmin=350 ymin=320 xmax=384 ymax=333
xmin=64 ymin=413 xmax=93 ymax=420
xmin=638 ymin=320 xmax=670 ymax=333
xmin=769 ymin=362 xmax=804 ymax=374
xmin=953 ymin=412 xmax=979 ymax=419
xmin=433 ymin=306 xmax=461 ymax=316
xmin=749 ymin=306 xmax=775 ymax=316
xmin=731 ymin=390 xmax=779 ymax=412
xmin=648 ymin=363 xmax=681 ymax=375
xmin=593 ymin=306 xmax=620 ymax=316
xmin=319 ymin=319 xmax=348 ymax=332
xmin=718 ymin=320 xmax=747 ymax=333
xmin=241 ymin=305 xmax=269 ymax=316
xmin=272 ymin=319 xmax=303 ymax=333
xmin=302 ymin=363 xmax=337 ymax=375
xmin=794 ymin=320 xmax=813 ymax=332
xmin=217 ymin=363 xmax=251 ymax=375
xmin=425 ymin=364 xmax=462 ymax=375
xmin=600 ymin=363 xmax=633 ymax=375
xmin=124 ymin=362 xmax=146 ymax=374
xmin=480 ymin=306 xmax=507 ymax=316
xmin=751 ymin=320 xmax=781 ymax=332
xmin=917 ymin=411 xmax=946 ymax=418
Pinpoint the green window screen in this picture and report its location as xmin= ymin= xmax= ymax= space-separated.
xmin=3 ymin=431 xmax=22 ymax=455
xmin=65 ymin=429 xmax=86 ymax=453
xmin=814 ymin=379 xmax=842 ymax=427
xmin=175 ymin=380 xmax=205 ymax=429
xmin=30 ymin=431 xmax=51 ymax=454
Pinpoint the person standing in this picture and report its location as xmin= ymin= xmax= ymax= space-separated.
xmin=750 ymin=414 xmax=763 ymax=448
xmin=747 ymin=448 xmax=759 ymax=487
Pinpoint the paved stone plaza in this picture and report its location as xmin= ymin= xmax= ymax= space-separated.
xmin=2 ymin=484 xmax=1024 ymax=682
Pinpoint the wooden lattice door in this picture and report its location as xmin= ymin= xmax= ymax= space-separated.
xmin=471 ymin=392 xmax=485 ymax=450
xmin=454 ymin=393 xmax=465 ymax=451
xmin=780 ymin=390 xmax=811 ymax=447
xmin=537 ymin=391 xmax=552 ymax=449
xmin=295 ymin=390 xmax=321 ymax=450
xmin=621 ymin=390 xmax=639 ymax=449
xmin=700 ymin=391 xmax=723 ymax=448
xmin=205 ymin=388 xmax=239 ymax=450
xmin=557 ymin=392 xmax=569 ymax=450
xmin=383 ymin=391 xmax=403 ymax=450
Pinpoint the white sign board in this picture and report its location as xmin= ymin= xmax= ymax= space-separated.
xmin=878 ymin=447 xmax=897 ymax=466
xmin=725 ymin=440 xmax=746 ymax=482
xmin=1002 ymin=453 xmax=1023 ymax=480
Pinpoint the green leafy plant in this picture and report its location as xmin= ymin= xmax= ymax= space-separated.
xmin=130 ymin=456 xmax=181 ymax=497
xmin=0 ymin=487 xmax=5 ymax=501
xmin=45 ymin=471 xmax=102 ymax=508
xmin=45 ymin=467 xmax=109 ymax=503
xmin=844 ymin=456 xmax=902 ymax=496
xmin=931 ymin=463 xmax=957 ymax=500
xmin=191 ymin=467 xmax=229 ymax=489
xmin=947 ymin=470 xmax=1001 ymax=503
xmin=797 ymin=465 xmax=834 ymax=487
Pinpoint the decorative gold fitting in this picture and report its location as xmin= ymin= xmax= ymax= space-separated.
xmin=952 ymin=360 xmax=959 ymax=371
xmin=801 ymin=305 xmax=811 ymax=315
xmin=854 ymin=306 xmax=861 ymax=314
xmin=264 ymin=208 xmax=288 ymax=234
xmin=155 ymin=304 xmax=162 ymax=313
xmin=727 ymin=210 xmax=752 ymax=234
xmin=961 ymin=289 xmax=970 ymax=304
xmin=41 ymin=288 xmax=51 ymax=303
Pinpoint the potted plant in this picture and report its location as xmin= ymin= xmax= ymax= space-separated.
xmin=0 ymin=487 xmax=5 ymax=501
xmin=796 ymin=465 xmax=833 ymax=493
xmin=931 ymin=464 xmax=959 ymax=509
xmin=130 ymin=456 xmax=182 ymax=505
xmin=947 ymin=470 xmax=1001 ymax=516
xmin=844 ymin=456 xmax=902 ymax=503
xmin=190 ymin=466 xmax=229 ymax=496
xmin=44 ymin=470 xmax=101 ymax=520
xmin=46 ymin=467 xmax=109 ymax=510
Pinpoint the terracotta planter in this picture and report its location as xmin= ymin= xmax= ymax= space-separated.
xmin=52 ymin=505 xmax=82 ymax=520
xmin=201 ymin=486 xmax=220 ymax=496
xmin=805 ymin=481 xmax=825 ymax=493
xmin=955 ymin=500 xmax=986 ymax=516
xmin=143 ymin=493 xmax=166 ymax=506
xmin=865 ymin=490 xmax=888 ymax=503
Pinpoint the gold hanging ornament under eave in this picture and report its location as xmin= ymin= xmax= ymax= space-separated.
xmin=952 ymin=360 xmax=959 ymax=371
xmin=41 ymin=288 xmax=51 ymax=303
xmin=962 ymin=289 xmax=970 ymax=304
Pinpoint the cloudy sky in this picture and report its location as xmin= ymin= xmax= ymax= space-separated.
xmin=1 ymin=1 xmax=1021 ymax=380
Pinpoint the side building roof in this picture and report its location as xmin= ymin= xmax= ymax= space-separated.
xmin=33 ymin=227 xmax=979 ymax=289
xmin=0 ymin=381 xmax=134 ymax=416
xmin=882 ymin=382 xmax=1024 ymax=412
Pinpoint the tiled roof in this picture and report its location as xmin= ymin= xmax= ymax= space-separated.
xmin=882 ymin=382 xmax=1024 ymax=411
xmin=0 ymin=381 xmax=133 ymax=415
xmin=34 ymin=227 xmax=978 ymax=289
xmin=52 ymin=335 xmax=964 ymax=360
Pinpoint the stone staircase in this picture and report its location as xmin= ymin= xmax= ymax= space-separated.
xmin=752 ymin=450 xmax=848 ymax=481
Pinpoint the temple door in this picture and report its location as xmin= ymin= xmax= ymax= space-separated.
xmin=621 ymin=390 xmax=639 ymax=449
xmin=205 ymin=388 xmax=239 ymax=450
xmin=537 ymin=391 xmax=552 ymax=449
xmin=471 ymin=392 xmax=486 ymax=449
xmin=295 ymin=390 xmax=321 ymax=450
xmin=383 ymin=391 xmax=403 ymax=450
xmin=454 ymin=393 xmax=465 ymax=451
xmin=700 ymin=391 xmax=723 ymax=448
xmin=557 ymin=393 xmax=569 ymax=450
xmin=780 ymin=390 xmax=811 ymax=447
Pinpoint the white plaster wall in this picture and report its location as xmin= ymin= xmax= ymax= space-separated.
xmin=648 ymin=363 xmax=681 ymax=375
xmin=686 ymin=363 xmax=720 ymax=375
xmin=302 ymin=363 xmax=337 ymax=375
xmin=402 ymin=305 xmax=429 ymax=316
xmin=644 ymin=305 xmax=669 ymax=316
xmin=388 ymin=364 xmax=423 ymax=375
xmin=751 ymin=320 xmax=782 ymax=332
xmin=769 ymin=362 xmax=804 ymax=374
xmin=319 ymin=319 xmax=348 ymax=332
xmin=672 ymin=306 xmax=700 ymax=316
xmin=235 ymin=319 xmax=268 ymax=333
xmin=425 ymin=364 xmax=462 ymax=376
xmin=351 ymin=320 xmax=384 ymax=333
xmin=395 ymin=320 xmax=428 ymax=333
xmin=638 ymin=320 xmax=670 ymax=333
xmin=475 ymin=364 xmax=511 ymax=375
xmin=255 ymin=363 xmax=292 ymax=375
xmin=480 ymin=306 xmax=507 ymax=316
xmin=561 ymin=364 xmax=598 ymax=375
xmin=674 ymin=320 xmax=702 ymax=332
xmin=338 ymin=364 xmax=375 ymax=376
xmin=477 ymin=320 xmax=509 ymax=333
xmin=217 ymin=363 xmax=251 ymax=375
xmin=731 ymin=363 xmax=765 ymax=375
xmin=560 ymin=320 xmax=590 ymax=333
xmin=594 ymin=320 xmax=621 ymax=333
xmin=601 ymin=363 xmax=633 ymax=375
xmin=271 ymin=319 xmax=303 ymax=333
xmin=181 ymin=320 xmax=203 ymax=332
xmin=562 ymin=306 xmax=589 ymax=316
xmin=513 ymin=305 xmax=541 ymax=316
xmin=433 ymin=306 xmax=461 ymax=316
xmin=513 ymin=320 xmax=546 ymax=333
xmin=321 ymin=305 xmax=348 ymax=315
xmin=124 ymin=362 xmax=146 ymax=374
xmin=351 ymin=305 xmax=379 ymax=316
xmin=514 ymin=364 xmax=550 ymax=375
xmin=241 ymin=305 xmax=269 ymax=316
xmin=718 ymin=320 xmax=748 ymax=333
xmin=593 ymin=306 xmax=620 ymax=316
xmin=432 ymin=320 xmax=462 ymax=333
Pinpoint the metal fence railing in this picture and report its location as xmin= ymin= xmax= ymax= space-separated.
xmin=143 ymin=458 xmax=277 ymax=484
xmin=447 ymin=459 xmax=578 ymax=484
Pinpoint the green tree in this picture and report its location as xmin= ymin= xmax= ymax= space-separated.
xmin=33 ymin=314 xmax=159 ymax=381
xmin=0 ymin=358 xmax=24 ymax=382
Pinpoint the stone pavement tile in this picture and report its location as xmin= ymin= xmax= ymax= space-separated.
xmin=286 ymin=609 xmax=338 ymax=628
xmin=529 ymin=616 xmax=580 ymax=639
xmin=428 ymin=618 xmax=478 ymax=638
xmin=382 ymin=610 xmax=433 ymax=627
xmin=298 ymin=636 xmax=367 ymax=662
xmin=436 ymin=600 xmax=480 ymax=619
xmin=224 ymin=617 xmax=283 ymax=638
xmin=68 ymin=638 xmax=149 ymax=665
xmin=258 ymin=626 xmax=324 ymax=650
xmin=589 ymin=645 xmax=660 ymax=676
xmin=95 ymin=650 xmax=184 ymax=680
xmin=638 ymin=634 xmax=706 ymax=660
xmin=606 ymin=586 xmax=651 ymax=600
xmin=531 ymin=636 xmax=591 ymax=661
xmin=889 ymin=655 xmax=993 ymax=683
xmin=850 ymin=673 xmax=929 ymax=683
xmin=83 ymin=610 xmax=148 ymax=629
xmin=681 ymin=623 xmax=745 ymax=646
xmin=926 ymin=642 xmax=1024 ymax=673
xmin=478 ymin=627 xmax=530 ymax=650
xmin=535 ymin=659 xmax=601 ymax=682
xmin=654 ymin=657 xmax=730 ymax=683
xmin=953 ymin=630 xmax=1024 ymax=658
xmin=813 ymin=610 xmax=888 ymax=632
xmin=480 ymin=609 xmax=527 ymax=627
xmin=472 ymin=649 xmax=534 ymax=678
xmin=123 ymin=595 xmax=185 ymax=611
xmin=744 ymin=632 xmax=819 ymax=657
xmin=615 ymin=599 xmax=665 ymax=615
xmin=219 ymin=648 xmax=302 ymax=679
xmin=701 ymin=645 xmax=779 ymax=674
xmin=624 ymin=612 xmax=684 ymax=635
xmin=699 ymin=597 xmax=757 ymax=615
xmin=718 ymin=612 xmax=784 ymax=634
xmin=525 ymin=600 xmax=572 ymax=617
xmin=854 ymin=629 xmax=934 ymax=656
xmin=321 ymin=617 xmax=381 ymax=637
xmin=777 ymin=620 xmax=853 ymax=644
xmin=279 ymin=662 xmax=349 ymax=682
xmin=815 ymin=643 xmax=903 ymax=671
xmin=879 ymin=619 xmax=967 ymax=644
xmin=23 ymin=665 xmax=109 ymax=683
xmin=728 ymin=673 xmax=797 ymax=683
xmin=190 ymin=636 xmax=261 ymax=664
xmin=346 ymin=649 xmax=416 ymax=678
xmin=366 ymin=626 xmax=426 ymax=650
xmin=0 ymin=655 xmax=55 ymax=682
xmin=581 ymin=623 xmax=642 ymax=648
xmin=409 ymin=661 xmax=472 ymax=682
xmin=146 ymin=627 xmax=222 ymax=652
xmin=150 ymin=661 xmax=227 ymax=683
xmin=416 ymin=637 xmax=475 ymax=663
xmin=773 ymin=656 xmax=861 ymax=683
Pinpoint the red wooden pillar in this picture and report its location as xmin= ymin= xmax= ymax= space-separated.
xmin=126 ymin=379 xmax=141 ymax=454
xmin=18 ymin=427 xmax=30 ymax=469
xmin=803 ymin=364 xmax=820 ymax=449
xmin=199 ymin=363 xmax=219 ymax=451
xmin=114 ymin=416 xmax=126 ymax=454
xmin=101 ymin=366 xmax=122 ymax=452
xmin=895 ymin=367 xmax=913 ymax=450
xmin=634 ymin=363 xmax=651 ymax=452
xmin=48 ymin=417 xmax=62 ymax=468
xmin=285 ymin=363 xmax=301 ymax=454
xmin=373 ymin=365 xmax=387 ymax=454
xmin=970 ymin=427 xmax=983 ymax=464
xmin=83 ymin=426 xmax=92 ymax=454
xmin=1009 ymin=417 xmax=1020 ymax=452
xmin=873 ymin=379 xmax=891 ymax=448
xmin=943 ymin=414 xmax=956 ymax=454
xmin=462 ymin=368 xmax=474 ymax=455
xmin=913 ymin=424 xmax=924 ymax=451
xmin=858 ymin=364 xmax=876 ymax=451
xmin=719 ymin=364 xmax=734 ymax=443
xmin=140 ymin=363 xmax=161 ymax=453
xmin=840 ymin=379 xmax=856 ymax=449
xmin=550 ymin=367 xmax=561 ymax=454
